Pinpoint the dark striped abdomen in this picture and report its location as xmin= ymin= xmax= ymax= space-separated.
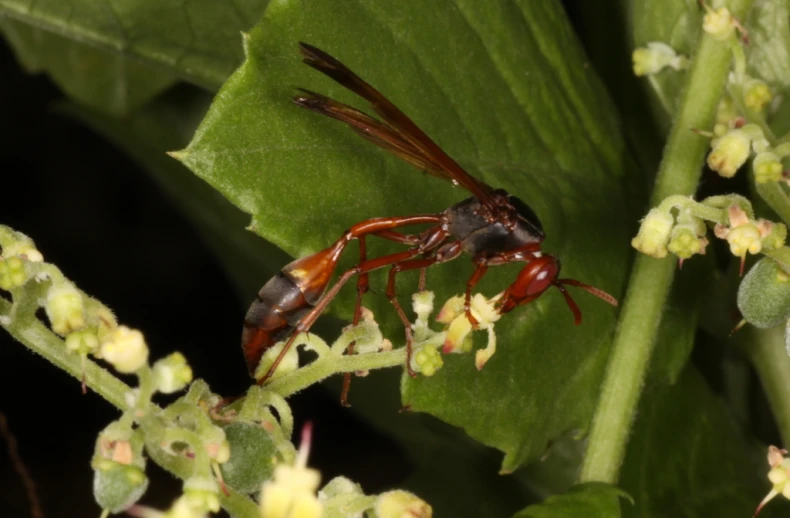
xmin=241 ymin=272 xmax=314 ymax=376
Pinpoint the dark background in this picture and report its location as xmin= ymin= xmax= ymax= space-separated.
xmin=0 ymin=36 xmax=415 ymax=516
xmin=1 ymin=3 xmax=777 ymax=516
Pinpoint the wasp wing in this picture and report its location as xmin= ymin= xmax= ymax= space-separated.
xmin=297 ymin=42 xmax=496 ymax=209
xmin=294 ymin=89 xmax=458 ymax=177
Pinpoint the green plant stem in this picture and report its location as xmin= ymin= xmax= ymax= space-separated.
xmin=0 ymin=297 xmax=129 ymax=408
xmin=579 ymin=0 xmax=755 ymax=484
xmin=739 ymin=326 xmax=790 ymax=446
xmin=0 ymin=296 xmax=259 ymax=518
xmin=267 ymin=349 xmax=406 ymax=398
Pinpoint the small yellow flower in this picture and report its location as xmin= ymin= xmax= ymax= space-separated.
xmin=2 ymin=237 xmax=44 ymax=263
xmin=260 ymin=424 xmax=323 ymax=518
xmin=755 ymin=446 xmax=790 ymax=516
xmin=667 ymin=224 xmax=708 ymax=259
xmin=375 ymin=490 xmax=432 ymax=518
xmin=727 ymin=224 xmax=762 ymax=256
xmin=153 ymin=352 xmax=193 ymax=394
xmin=183 ymin=476 xmax=220 ymax=514
xmin=255 ymin=340 xmax=300 ymax=382
xmin=438 ymin=293 xmax=501 ymax=355
xmin=97 ymin=326 xmax=149 ymax=373
xmin=708 ymin=129 xmax=751 ymax=178
xmin=65 ymin=328 xmax=100 ymax=354
xmin=45 ymin=282 xmax=86 ymax=335
xmin=631 ymin=208 xmax=675 ymax=258
xmin=632 ymin=42 xmax=688 ymax=76
xmin=702 ymin=6 xmax=735 ymax=40
xmin=745 ymin=80 xmax=773 ymax=112
xmin=753 ymin=152 xmax=783 ymax=184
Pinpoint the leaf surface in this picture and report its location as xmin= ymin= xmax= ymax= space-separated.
xmin=2 ymin=18 xmax=175 ymax=115
xmin=620 ymin=365 xmax=790 ymax=518
xmin=178 ymin=0 xmax=637 ymax=471
xmin=0 ymin=0 xmax=269 ymax=89
xmin=513 ymin=483 xmax=627 ymax=518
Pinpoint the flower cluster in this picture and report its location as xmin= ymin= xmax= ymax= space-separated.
xmin=0 ymin=225 xmax=206 ymax=515
xmin=258 ymin=423 xmax=432 ymax=518
xmin=707 ymin=123 xmax=788 ymax=183
xmin=714 ymin=205 xmax=786 ymax=272
xmin=631 ymin=196 xmax=786 ymax=270
xmin=631 ymin=206 xmax=708 ymax=261
xmin=406 ymin=290 xmax=505 ymax=375
xmin=436 ymin=292 xmax=502 ymax=370
xmin=755 ymin=446 xmax=790 ymax=516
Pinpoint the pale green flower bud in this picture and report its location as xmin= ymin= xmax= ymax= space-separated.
xmin=412 ymin=290 xmax=435 ymax=323
xmin=745 ymin=80 xmax=772 ymax=112
xmin=45 ymin=282 xmax=86 ymax=335
xmin=727 ymin=223 xmax=762 ymax=257
xmin=708 ymin=129 xmax=751 ymax=177
xmin=631 ymin=208 xmax=675 ymax=258
xmin=413 ymin=345 xmax=443 ymax=377
xmin=255 ymin=340 xmax=299 ymax=382
xmin=632 ymin=42 xmax=688 ymax=76
xmin=754 ymin=446 xmax=790 ymax=516
xmin=753 ymin=152 xmax=783 ymax=183
xmin=166 ymin=495 xmax=209 ymax=518
xmin=702 ymin=7 xmax=735 ymax=40
xmin=0 ymin=256 xmax=28 ymax=290
xmin=65 ymin=328 xmax=100 ymax=354
xmin=259 ymin=424 xmax=322 ymax=518
xmin=375 ymin=490 xmax=432 ymax=518
xmin=153 ymin=352 xmax=193 ymax=394
xmin=183 ymin=476 xmax=220 ymax=513
xmin=98 ymin=326 xmax=149 ymax=373
xmin=667 ymin=225 xmax=708 ymax=259
xmin=2 ymin=237 xmax=44 ymax=263
xmin=761 ymin=221 xmax=787 ymax=250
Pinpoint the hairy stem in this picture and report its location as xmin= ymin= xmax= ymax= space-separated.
xmin=740 ymin=326 xmax=790 ymax=446
xmin=0 ymin=296 xmax=259 ymax=518
xmin=579 ymin=0 xmax=755 ymax=484
xmin=0 ymin=297 xmax=129 ymax=408
xmin=267 ymin=348 xmax=407 ymax=398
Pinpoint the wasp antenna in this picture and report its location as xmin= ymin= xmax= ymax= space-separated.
xmin=558 ymin=278 xmax=619 ymax=307
xmin=554 ymin=283 xmax=582 ymax=325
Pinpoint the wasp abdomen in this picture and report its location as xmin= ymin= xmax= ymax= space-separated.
xmin=241 ymin=272 xmax=315 ymax=376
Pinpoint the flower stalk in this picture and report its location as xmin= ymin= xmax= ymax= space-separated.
xmin=580 ymin=0 xmax=756 ymax=484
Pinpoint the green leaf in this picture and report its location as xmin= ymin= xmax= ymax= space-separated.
xmin=60 ymin=87 xmax=289 ymax=299
xmin=746 ymin=0 xmax=790 ymax=89
xmin=0 ymin=0 xmax=269 ymax=89
xmin=564 ymin=1 xmax=663 ymax=184
xmin=2 ymin=18 xmax=175 ymax=115
xmin=178 ymin=0 xmax=636 ymax=472
xmin=513 ymin=483 xmax=628 ymax=518
xmin=619 ymin=365 xmax=790 ymax=517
